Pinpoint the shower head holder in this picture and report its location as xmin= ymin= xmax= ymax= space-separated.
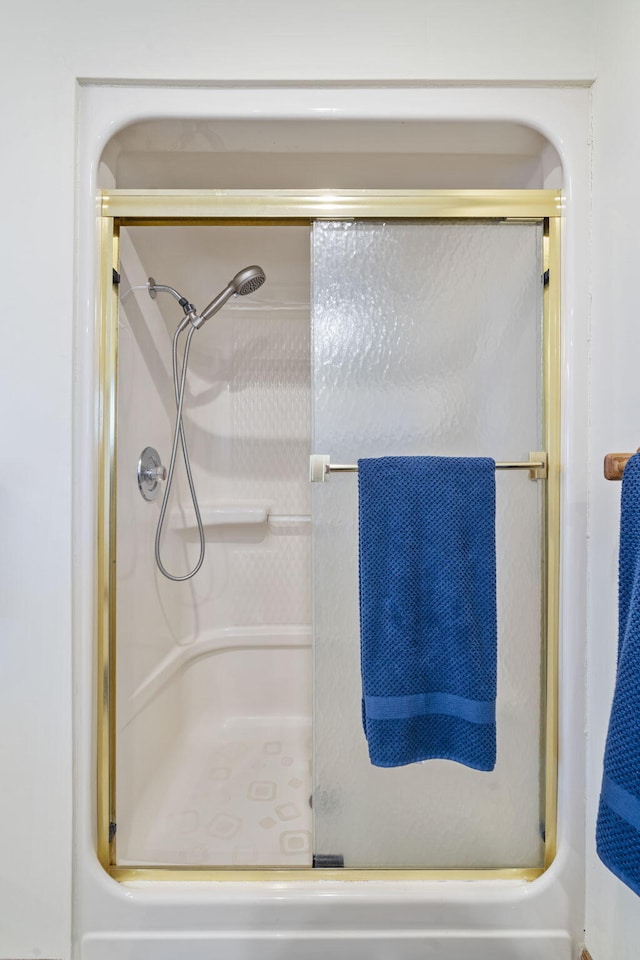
xmin=148 ymin=266 xmax=265 ymax=331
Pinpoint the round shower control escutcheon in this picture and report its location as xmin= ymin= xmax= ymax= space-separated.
xmin=137 ymin=446 xmax=167 ymax=501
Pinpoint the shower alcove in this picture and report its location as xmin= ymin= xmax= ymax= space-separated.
xmin=97 ymin=118 xmax=562 ymax=880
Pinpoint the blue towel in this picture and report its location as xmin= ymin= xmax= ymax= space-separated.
xmin=357 ymin=456 xmax=497 ymax=770
xmin=597 ymin=452 xmax=640 ymax=896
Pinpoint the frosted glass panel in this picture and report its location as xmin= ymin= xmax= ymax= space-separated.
xmin=312 ymin=220 xmax=544 ymax=868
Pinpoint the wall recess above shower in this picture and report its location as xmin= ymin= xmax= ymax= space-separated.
xmin=99 ymin=118 xmax=562 ymax=191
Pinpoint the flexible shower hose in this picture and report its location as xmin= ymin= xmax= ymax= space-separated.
xmin=154 ymin=320 xmax=206 ymax=581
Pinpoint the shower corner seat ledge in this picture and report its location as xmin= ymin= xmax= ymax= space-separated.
xmin=169 ymin=501 xmax=271 ymax=529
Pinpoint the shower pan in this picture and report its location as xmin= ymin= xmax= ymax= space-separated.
xmin=97 ymin=188 xmax=561 ymax=880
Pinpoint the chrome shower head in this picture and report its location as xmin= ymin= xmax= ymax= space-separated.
xmin=198 ymin=265 xmax=266 ymax=324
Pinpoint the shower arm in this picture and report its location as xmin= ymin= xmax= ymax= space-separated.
xmin=147 ymin=276 xmax=230 ymax=332
xmin=148 ymin=277 xmax=196 ymax=317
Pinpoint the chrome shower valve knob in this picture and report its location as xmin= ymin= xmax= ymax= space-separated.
xmin=137 ymin=447 xmax=167 ymax=501
xmin=144 ymin=464 xmax=167 ymax=483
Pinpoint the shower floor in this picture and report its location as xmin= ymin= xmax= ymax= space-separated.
xmin=119 ymin=717 xmax=312 ymax=867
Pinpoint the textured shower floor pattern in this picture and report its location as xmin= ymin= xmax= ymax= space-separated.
xmin=119 ymin=717 xmax=312 ymax=867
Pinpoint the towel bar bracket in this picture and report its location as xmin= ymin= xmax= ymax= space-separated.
xmin=310 ymin=452 xmax=549 ymax=482
xmin=528 ymin=451 xmax=548 ymax=481
xmin=604 ymin=449 xmax=640 ymax=480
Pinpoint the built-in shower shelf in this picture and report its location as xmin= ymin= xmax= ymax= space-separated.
xmin=171 ymin=503 xmax=311 ymax=532
xmin=171 ymin=502 xmax=270 ymax=529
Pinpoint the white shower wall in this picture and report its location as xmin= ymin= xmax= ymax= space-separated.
xmin=115 ymin=234 xmax=187 ymax=840
xmin=115 ymin=225 xmax=313 ymax=865
xmin=116 ymin=231 xmax=182 ymax=693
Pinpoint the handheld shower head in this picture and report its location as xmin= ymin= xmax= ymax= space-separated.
xmin=198 ymin=265 xmax=266 ymax=324
xmin=149 ymin=263 xmax=266 ymax=581
xmin=231 ymin=265 xmax=267 ymax=297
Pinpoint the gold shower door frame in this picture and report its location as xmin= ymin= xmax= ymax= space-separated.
xmin=97 ymin=189 xmax=562 ymax=882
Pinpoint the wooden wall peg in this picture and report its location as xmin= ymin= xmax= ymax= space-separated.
xmin=604 ymin=449 xmax=640 ymax=480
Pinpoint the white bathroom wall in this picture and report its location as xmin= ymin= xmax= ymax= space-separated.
xmin=586 ymin=2 xmax=640 ymax=958
xmin=0 ymin=2 xmax=597 ymax=958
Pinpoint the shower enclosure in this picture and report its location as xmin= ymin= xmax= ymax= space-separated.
xmin=97 ymin=189 xmax=561 ymax=879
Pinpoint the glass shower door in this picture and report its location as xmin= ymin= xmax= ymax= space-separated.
xmin=311 ymin=220 xmax=546 ymax=869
